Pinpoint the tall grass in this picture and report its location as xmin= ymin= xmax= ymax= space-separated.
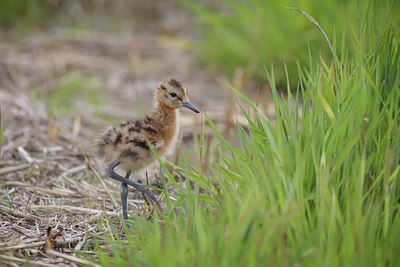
xmin=93 ymin=2 xmax=400 ymax=266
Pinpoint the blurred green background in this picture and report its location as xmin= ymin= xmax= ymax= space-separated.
xmin=1 ymin=0 xmax=399 ymax=89
xmin=184 ymin=0 xmax=399 ymax=86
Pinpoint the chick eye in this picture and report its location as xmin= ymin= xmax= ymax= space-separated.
xmin=169 ymin=92 xmax=177 ymax=97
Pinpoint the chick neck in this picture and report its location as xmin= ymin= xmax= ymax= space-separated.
xmin=154 ymin=100 xmax=178 ymax=122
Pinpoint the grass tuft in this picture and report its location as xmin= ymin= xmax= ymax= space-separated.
xmin=94 ymin=1 xmax=400 ymax=265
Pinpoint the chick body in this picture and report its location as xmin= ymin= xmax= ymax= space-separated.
xmin=96 ymin=106 xmax=179 ymax=173
xmin=94 ymin=78 xmax=199 ymax=222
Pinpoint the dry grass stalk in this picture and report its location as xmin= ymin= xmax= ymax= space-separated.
xmin=45 ymin=227 xmax=54 ymax=250
xmin=63 ymin=248 xmax=95 ymax=254
xmin=0 ymin=164 xmax=30 ymax=175
xmin=3 ymin=182 xmax=80 ymax=197
xmin=85 ymin=155 xmax=119 ymax=209
xmin=0 ymin=254 xmax=56 ymax=267
xmin=46 ymin=249 xmax=100 ymax=267
xmin=18 ymin=146 xmax=41 ymax=164
xmin=29 ymin=205 xmax=119 ymax=216
xmin=15 ymin=190 xmax=33 ymax=214
xmin=0 ymin=241 xmax=46 ymax=251
xmin=0 ymin=254 xmax=29 ymax=263
xmin=0 ymin=205 xmax=64 ymax=227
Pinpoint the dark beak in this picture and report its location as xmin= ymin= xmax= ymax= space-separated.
xmin=182 ymin=100 xmax=200 ymax=113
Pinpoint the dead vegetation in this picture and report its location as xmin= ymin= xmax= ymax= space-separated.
xmin=0 ymin=25 xmax=192 ymax=264
xmin=0 ymin=25 xmax=236 ymax=266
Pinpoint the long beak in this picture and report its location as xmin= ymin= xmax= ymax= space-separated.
xmin=182 ymin=100 xmax=200 ymax=113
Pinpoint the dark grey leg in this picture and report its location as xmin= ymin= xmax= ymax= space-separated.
xmin=106 ymin=162 xmax=161 ymax=209
xmin=120 ymin=171 xmax=131 ymax=221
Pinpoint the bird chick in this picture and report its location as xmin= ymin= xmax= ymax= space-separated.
xmin=95 ymin=78 xmax=199 ymax=222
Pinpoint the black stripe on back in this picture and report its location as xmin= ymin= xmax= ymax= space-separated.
xmin=128 ymin=127 xmax=140 ymax=133
xmin=144 ymin=126 xmax=157 ymax=134
xmin=114 ymin=133 xmax=122 ymax=146
xmin=129 ymin=138 xmax=149 ymax=149
xmin=144 ymin=115 xmax=153 ymax=123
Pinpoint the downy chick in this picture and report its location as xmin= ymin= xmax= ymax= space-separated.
xmin=95 ymin=78 xmax=199 ymax=222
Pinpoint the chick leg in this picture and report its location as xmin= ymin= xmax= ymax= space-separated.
xmin=106 ymin=162 xmax=161 ymax=210
xmin=120 ymin=171 xmax=131 ymax=221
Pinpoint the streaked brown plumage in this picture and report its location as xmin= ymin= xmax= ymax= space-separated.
xmin=95 ymin=78 xmax=199 ymax=223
